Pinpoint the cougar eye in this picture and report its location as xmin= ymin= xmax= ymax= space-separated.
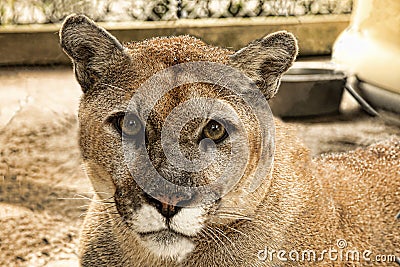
xmin=202 ymin=120 xmax=228 ymax=143
xmin=114 ymin=114 xmax=142 ymax=138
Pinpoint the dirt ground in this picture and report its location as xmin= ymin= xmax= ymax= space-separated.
xmin=1 ymin=66 xmax=399 ymax=267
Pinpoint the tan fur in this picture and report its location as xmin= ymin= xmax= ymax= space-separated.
xmin=60 ymin=14 xmax=399 ymax=266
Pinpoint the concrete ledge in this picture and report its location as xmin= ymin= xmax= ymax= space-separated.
xmin=0 ymin=15 xmax=349 ymax=66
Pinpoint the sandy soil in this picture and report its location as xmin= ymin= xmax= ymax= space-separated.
xmin=0 ymin=66 xmax=399 ymax=266
xmin=0 ymin=67 xmax=90 ymax=267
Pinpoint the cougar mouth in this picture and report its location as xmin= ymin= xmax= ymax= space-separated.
xmin=138 ymin=229 xmax=195 ymax=260
xmin=138 ymin=229 xmax=190 ymax=241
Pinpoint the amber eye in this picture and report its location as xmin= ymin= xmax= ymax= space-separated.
xmin=116 ymin=114 xmax=142 ymax=138
xmin=202 ymin=120 xmax=228 ymax=143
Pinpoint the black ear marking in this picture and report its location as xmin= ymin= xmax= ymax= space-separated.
xmin=59 ymin=14 xmax=130 ymax=93
xmin=229 ymin=31 xmax=298 ymax=99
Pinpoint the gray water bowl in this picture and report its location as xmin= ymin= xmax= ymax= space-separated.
xmin=269 ymin=62 xmax=346 ymax=117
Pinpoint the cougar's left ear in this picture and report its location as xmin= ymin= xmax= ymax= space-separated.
xmin=60 ymin=14 xmax=131 ymax=93
xmin=229 ymin=31 xmax=298 ymax=99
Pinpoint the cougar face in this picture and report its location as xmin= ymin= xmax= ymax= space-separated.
xmin=60 ymin=14 xmax=297 ymax=261
xmin=97 ymin=83 xmax=257 ymax=259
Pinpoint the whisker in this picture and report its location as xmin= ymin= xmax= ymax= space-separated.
xmin=213 ymin=212 xmax=254 ymax=221
xmin=201 ymin=228 xmax=220 ymax=249
xmin=89 ymin=212 xmax=120 ymax=234
xmin=100 ymin=83 xmax=127 ymax=92
xmin=213 ymin=227 xmax=235 ymax=247
xmin=59 ymin=193 xmax=115 ymax=205
xmin=206 ymin=226 xmax=235 ymax=262
xmin=79 ymin=210 xmax=119 ymax=218
xmin=223 ymin=224 xmax=250 ymax=239
xmin=80 ymin=205 xmax=118 ymax=217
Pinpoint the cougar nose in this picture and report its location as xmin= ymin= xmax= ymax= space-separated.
xmin=145 ymin=192 xmax=193 ymax=218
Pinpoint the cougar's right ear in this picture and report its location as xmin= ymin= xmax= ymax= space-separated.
xmin=59 ymin=14 xmax=130 ymax=93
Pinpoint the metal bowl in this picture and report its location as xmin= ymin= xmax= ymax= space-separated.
xmin=269 ymin=62 xmax=346 ymax=117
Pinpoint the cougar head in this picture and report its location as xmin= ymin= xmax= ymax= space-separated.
xmin=60 ymin=14 xmax=297 ymax=261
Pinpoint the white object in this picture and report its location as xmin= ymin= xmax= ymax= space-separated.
xmin=332 ymin=0 xmax=400 ymax=95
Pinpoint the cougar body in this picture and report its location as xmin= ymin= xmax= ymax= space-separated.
xmin=59 ymin=14 xmax=400 ymax=266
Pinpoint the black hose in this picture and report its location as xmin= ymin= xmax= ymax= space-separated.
xmin=344 ymin=83 xmax=379 ymax=117
xmin=345 ymin=82 xmax=400 ymax=126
